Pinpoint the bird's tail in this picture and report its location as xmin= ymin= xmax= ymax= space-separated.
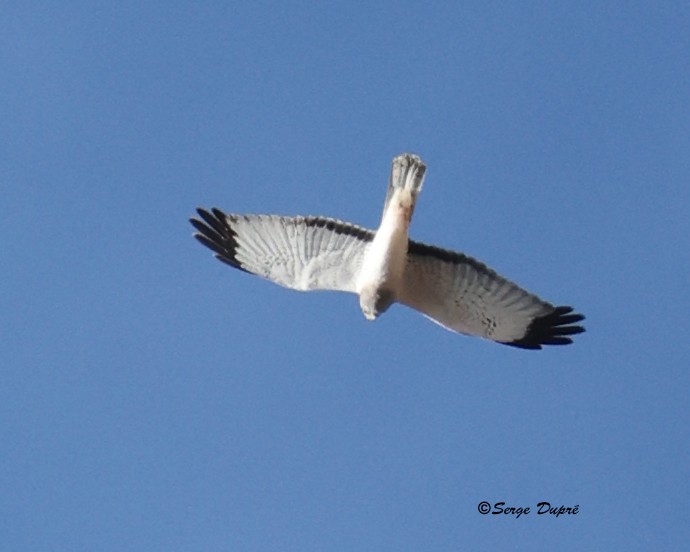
xmin=381 ymin=153 xmax=426 ymax=216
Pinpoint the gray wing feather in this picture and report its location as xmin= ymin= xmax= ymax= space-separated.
xmin=398 ymin=240 xmax=585 ymax=348
xmin=191 ymin=208 xmax=374 ymax=293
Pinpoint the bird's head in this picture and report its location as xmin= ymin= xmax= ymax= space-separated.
xmin=359 ymin=286 xmax=395 ymax=320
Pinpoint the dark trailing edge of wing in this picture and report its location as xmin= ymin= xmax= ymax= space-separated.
xmin=503 ymin=306 xmax=586 ymax=350
xmin=407 ymin=239 xmax=500 ymax=277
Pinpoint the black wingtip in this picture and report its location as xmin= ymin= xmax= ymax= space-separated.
xmin=190 ymin=207 xmax=246 ymax=271
xmin=503 ymin=306 xmax=586 ymax=350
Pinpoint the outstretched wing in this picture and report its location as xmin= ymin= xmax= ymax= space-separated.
xmin=397 ymin=241 xmax=585 ymax=349
xmin=190 ymin=208 xmax=374 ymax=293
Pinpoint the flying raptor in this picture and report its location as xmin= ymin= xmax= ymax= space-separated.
xmin=190 ymin=153 xmax=585 ymax=349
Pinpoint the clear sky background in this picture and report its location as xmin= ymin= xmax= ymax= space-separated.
xmin=3 ymin=1 xmax=689 ymax=550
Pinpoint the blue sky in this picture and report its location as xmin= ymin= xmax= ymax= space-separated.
xmin=3 ymin=1 xmax=689 ymax=550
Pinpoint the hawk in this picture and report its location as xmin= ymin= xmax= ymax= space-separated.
xmin=190 ymin=153 xmax=585 ymax=349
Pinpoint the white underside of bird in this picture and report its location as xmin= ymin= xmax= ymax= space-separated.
xmin=191 ymin=153 xmax=584 ymax=349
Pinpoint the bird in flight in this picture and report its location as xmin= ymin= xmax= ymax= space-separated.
xmin=190 ymin=153 xmax=585 ymax=349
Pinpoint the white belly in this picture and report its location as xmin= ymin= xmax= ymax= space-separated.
xmin=357 ymin=187 xmax=412 ymax=295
